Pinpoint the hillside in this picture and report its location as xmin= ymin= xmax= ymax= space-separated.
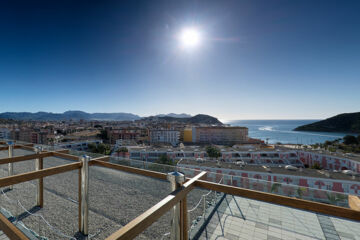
xmin=145 ymin=114 xmax=223 ymax=125
xmin=0 ymin=111 xmax=220 ymax=124
xmin=155 ymin=113 xmax=191 ymax=118
xmin=0 ymin=111 xmax=141 ymax=121
xmin=294 ymin=112 xmax=360 ymax=133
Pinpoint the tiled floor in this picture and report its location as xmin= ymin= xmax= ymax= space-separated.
xmin=0 ymin=231 xmax=9 ymax=240
xmin=198 ymin=195 xmax=360 ymax=240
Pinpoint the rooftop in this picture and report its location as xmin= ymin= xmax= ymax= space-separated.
xmin=198 ymin=195 xmax=360 ymax=240
xmin=0 ymin=141 xmax=359 ymax=240
xmin=178 ymin=159 xmax=360 ymax=182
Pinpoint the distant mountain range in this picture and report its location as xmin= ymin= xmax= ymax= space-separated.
xmin=294 ymin=112 xmax=360 ymax=133
xmin=155 ymin=113 xmax=191 ymax=118
xmin=0 ymin=111 xmax=220 ymax=123
xmin=144 ymin=114 xmax=223 ymax=125
xmin=0 ymin=111 xmax=141 ymax=121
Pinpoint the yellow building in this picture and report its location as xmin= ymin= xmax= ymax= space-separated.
xmin=183 ymin=128 xmax=192 ymax=142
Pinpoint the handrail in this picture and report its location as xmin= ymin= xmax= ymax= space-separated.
xmin=92 ymin=159 xmax=168 ymax=180
xmin=89 ymin=156 xmax=111 ymax=165
xmin=194 ymin=179 xmax=360 ymax=221
xmin=0 ymin=146 xmax=359 ymax=240
xmin=14 ymin=144 xmax=35 ymax=151
xmin=106 ymin=171 xmax=207 ymax=240
xmin=0 ymin=152 xmax=53 ymax=165
xmin=52 ymin=151 xmax=81 ymax=161
xmin=0 ymin=162 xmax=82 ymax=188
xmin=0 ymin=144 xmax=34 ymax=151
xmin=0 ymin=213 xmax=28 ymax=240
xmin=0 ymin=146 xmax=7 ymax=151
xmin=93 ymin=160 xmax=360 ymax=221
xmin=349 ymin=195 xmax=360 ymax=211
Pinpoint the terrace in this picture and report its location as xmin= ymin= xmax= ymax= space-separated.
xmin=0 ymin=141 xmax=359 ymax=240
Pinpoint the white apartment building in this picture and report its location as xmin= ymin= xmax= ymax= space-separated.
xmin=149 ymin=130 xmax=180 ymax=146
xmin=56 ymin=140 xmax=103 ymax=151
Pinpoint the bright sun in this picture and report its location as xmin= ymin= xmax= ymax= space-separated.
xmin=179 ymin=27 xmax=201 ymax=49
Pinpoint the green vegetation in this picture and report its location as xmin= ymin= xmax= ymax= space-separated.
xmin=88 ymin=143 xmax=111 ymax=155
xmin=116 ymin=147 xmax=128 ymax=153
xmin=271 ymin=183 xmax=281 ymax=193
xmin=310 ymin=134 xmax=360 ymax=154
xmin=325 ymin=192 xmax=347 ymax=205
xmin=294 ymin=112 xmax=360 ymax=133
xmin=145 ymin=154 xmax=175 ymax=173
xmin=97 ymin=130 xmax=108 ymax=142
xmin=145 ymin=114 xmax=223 ymax=125
xmin=156 ymin=154 xmax=174 ymax=165
xmin=311 ymin=162 xmax=322 ymax=170
xmin=206 ymin=145 xmax=221 ymax=159
xmin=343 ymin=135 xmax=359 ymax=145
xmin=296 ymin=187 xmax=307 ymax=199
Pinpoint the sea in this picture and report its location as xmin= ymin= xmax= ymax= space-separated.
xmin=227 ymin=120 xmax=351 ymax=145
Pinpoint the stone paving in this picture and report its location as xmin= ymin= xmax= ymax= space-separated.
xmin=198 ymin=195 xmax=360 ymax=240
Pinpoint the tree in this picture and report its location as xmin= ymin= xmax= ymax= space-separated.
xmin=343 ymin=135 xmax=358 ymax=145
xmin=88 ymin=143 xmax=97 ymax=152
xmin=97 ymin=144 xmax=106 ymax=154
xmin=206 ymin=146 xmax=221 ymax=159
xmin=116 ymin=147 xmax=128 ymax=153
xmin=87 ymin=143 xmax=111 ymax=155
xmin=156 ymin=154 xmax=174 ymax=165
xmin=311 ymin=162 xmax=321 ymax=170
xmin=97 ymin=130 xmax=108 ymax=141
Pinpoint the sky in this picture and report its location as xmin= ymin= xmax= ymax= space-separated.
xmin=0 ymin=0 xmax=359 ymax=121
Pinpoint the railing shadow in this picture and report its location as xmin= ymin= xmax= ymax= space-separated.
xmin=17 ymin=205 xmax=41 ymax=221
xmin=0 ymin=188 xmax=12 ymax=194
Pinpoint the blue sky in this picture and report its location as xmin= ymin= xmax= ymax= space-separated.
xmin=0 ymin=0 xmax=359 ymax=120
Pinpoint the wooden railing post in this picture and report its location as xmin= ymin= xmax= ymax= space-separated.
xmin=7 ymin=141 xmax=14 ymax=190
xmin=80 ymin=155 xmax=90 ymax=236
xmin=35 ymin=146 xmax=44 ymax=207
xmin=180 ymin=195 xmax=188 ymax=240
xmin=167 ymin=172 xmax=185 ymax=240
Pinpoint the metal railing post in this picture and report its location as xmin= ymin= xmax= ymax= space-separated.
xmin=80 ymin=155 xmax=90 ymax=236
xmin=7 ymin=141 xmax=14 ymax=190
xmin=167 ymin=172 xmax=185 ymax=240
xmin=35 ymin=146 xmax=44 ymax=207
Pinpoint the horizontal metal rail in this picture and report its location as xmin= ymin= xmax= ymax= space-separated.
xmin=0 ymin=162 xmax=82 ymax=188
xmin=106 ymin=171 xmax=207 ymax=240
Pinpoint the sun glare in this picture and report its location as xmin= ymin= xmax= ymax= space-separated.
xmin=179 ymin=27 xmax=201 ymax=49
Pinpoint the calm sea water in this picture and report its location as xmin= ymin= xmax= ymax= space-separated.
xmin=227 ymin=120 xmax=349 ymax=144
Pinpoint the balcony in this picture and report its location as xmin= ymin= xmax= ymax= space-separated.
xmin=0 ymin=141 xmax=359 ymax=240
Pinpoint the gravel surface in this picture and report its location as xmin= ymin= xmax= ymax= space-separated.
xmin=0 ymin=149 xmax=208 ymax=239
